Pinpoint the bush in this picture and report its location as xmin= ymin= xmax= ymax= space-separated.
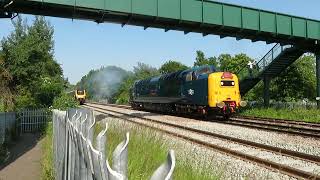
xmin=52 ymin=93 xmax=78 ymax=111
xmin=240 ymin=107 xmax=320 ymax=123
xmin=95 ymin=121 xmax=219 ymax=179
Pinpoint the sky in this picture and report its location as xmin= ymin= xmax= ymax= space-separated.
xmin=0 ymin=0 xmax=319 ymax=84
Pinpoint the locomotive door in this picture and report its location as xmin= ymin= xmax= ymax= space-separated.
xmin=182 ymin=71 xmax=208 ymax=105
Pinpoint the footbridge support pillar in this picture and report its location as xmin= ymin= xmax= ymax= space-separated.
xmin=263 ymin=76 xmax=271 ymax=108
xmin=316 ymin=53 xmax=320 ymax=109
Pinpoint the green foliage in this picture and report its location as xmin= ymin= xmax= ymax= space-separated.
xmin=271 ymin=55 xmax=316 ymax=101
xmin=52 ymin=93 xmax=78 ymax=111
xmin=219 ymin=53 xmax=251 ymax=73
xmin=0 ymin=52 xmax=13 ymax=111
xmin=159 ymin=60 xmax=189 ymax=74
xmin=240 ymin=107 xmax=320 ymax=123
xmin=41 ymin=123 xmax=54 ymax=180
xmin=113 ymin=62 xmax=159 ymax=104
xmin=95 ymin=121 xmax=219 ymax=180
xmin=77 ymin=66 xmax=129 ymax=101
xmin=243 ymin=55 xmax=316 ymax=101
xmin=133 ymin=62 xmax=159 ymax=80
xmin=194 ymin=50 xmax=219 ymax=68
xmin=1 ymin=16 xmax=64 ymax=110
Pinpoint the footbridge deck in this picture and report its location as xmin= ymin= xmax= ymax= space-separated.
xmin=1 ymin=0 xmax=320 ymax=49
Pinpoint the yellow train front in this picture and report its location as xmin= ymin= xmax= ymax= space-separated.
xmin=75 ymin=90 xmax=86 ymax=105
xmin=207 ymin=72 xmax=246 ymax=118
xmin=130 ymin=65 xmax=246 ymax=119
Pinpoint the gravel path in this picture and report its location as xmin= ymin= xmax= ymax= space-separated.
xmin=0 ymin=134 xmax=42 ymax=180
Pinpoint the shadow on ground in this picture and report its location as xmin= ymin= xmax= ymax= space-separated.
xmin=0 ymin=133 xmax=42 ymax=171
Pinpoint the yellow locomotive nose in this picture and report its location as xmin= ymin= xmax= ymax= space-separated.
xmin=208 ymin=72 xmax=241 ymax=108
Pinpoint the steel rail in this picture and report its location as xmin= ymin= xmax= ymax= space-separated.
xmin=224 ymin=119 xmax=320 ymax=139
xmin=234 ymin=115 xmax=320 ymax=128
xmin=85 ymin=103 xmax=320 ymax=180
xmin=92 ymin=102 xmax=320 ymax=138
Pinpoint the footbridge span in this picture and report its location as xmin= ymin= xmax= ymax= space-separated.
xmin=1 ymin=0 xmax=320 ymax=107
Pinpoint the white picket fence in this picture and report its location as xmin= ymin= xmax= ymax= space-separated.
xmin=53 ymin=108 xmax=176 ymax=180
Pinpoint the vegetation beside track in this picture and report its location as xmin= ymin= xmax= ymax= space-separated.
xmin=41 ymin=123 xmax=54 ymax=180
xmin=240 ymin=108 xmax=320 ymax=123
xmin=95 ymin=120 xmax=220 ymax=180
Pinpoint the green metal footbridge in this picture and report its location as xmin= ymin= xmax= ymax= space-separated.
xmin=1 ymin=0 xmax=320 ymax=107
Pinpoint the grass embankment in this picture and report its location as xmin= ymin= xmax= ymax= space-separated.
xmin=240 ymin=108 xmax=320 ymax=123
xmin=40 ymin=117 xmax=220 ymax=180
xmin=41 ymin=123 xmax=54 ymax=180
xmin=95 ymin=121 xmax=220 ymax=180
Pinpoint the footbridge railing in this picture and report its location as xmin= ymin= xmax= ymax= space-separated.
xmin=237 ymin=43 xmax=293 ymax=80
xmin=53 ymin=108 xmax=176 ymax=180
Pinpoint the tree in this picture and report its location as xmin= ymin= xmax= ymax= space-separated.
xmin=219 ymin=53 xmax=252 ymax=73
xmin=243 ymin=54 xmax=316 ymax=102
xmin=113 ymin=62 xmax=159 ymax=104
xmin=77 ymin=66 xmax=129 ymax=102
xmin=0 ymin=53 xmax=13 ymax=111
xmin=159 ymin=60 xmax=188 ymax=74
xmin=194 ymin=50 xmax=219 ymax=68
xmin=271 ymin=55 xmax=316 ymax=101
xmin=1 ymin=16 xmax=64 ymax=110
xmin=133 ymin=62 xmax=159 ymax=79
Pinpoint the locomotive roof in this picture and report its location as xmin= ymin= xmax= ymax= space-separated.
xmin=135 ymin=65 xmax=216 ymax=84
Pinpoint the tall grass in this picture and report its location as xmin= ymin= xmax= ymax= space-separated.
xmin=240 ymin=107 xmax=320 ymax=123
xmin=95 ymin=121 xmax=220 ymax=180
xmin=40 ymin=117 xmax=220 ymax=180
xmin=41 ymin=123 xmax=54 ymax=180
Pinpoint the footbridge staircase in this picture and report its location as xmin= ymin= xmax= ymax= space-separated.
xmin=238 ymin=44 xmax=305 ymax=96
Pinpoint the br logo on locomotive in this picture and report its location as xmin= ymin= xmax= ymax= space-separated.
xmin=188 ymin=89 xmax=195 ymax=96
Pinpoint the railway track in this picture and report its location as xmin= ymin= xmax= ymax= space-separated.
xmin=84 ymin=103 xmax=320 ymax=179
xmin=90 ymin=102 xmax=320 ymax=138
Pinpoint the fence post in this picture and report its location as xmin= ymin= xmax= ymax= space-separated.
xmin=96 ymin=122 xmax=108 ymax=159
xmin=112 ymin=132 xmax=129 ymax=179
xmin=150 ymin=150 xmax=176 ymax=180
xmin=52 ymin=108 xmax=176 ymax=180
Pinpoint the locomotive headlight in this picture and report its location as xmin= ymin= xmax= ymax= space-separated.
xmin=232 ymin=82 xmax=235 ymax=86
xmin=220 ymin=82 xmax=224 ymax=86
xmin=217 ymin=102 xmax=225 ymax=108
xmin=240 ymin=101 xmax=247 ymax=107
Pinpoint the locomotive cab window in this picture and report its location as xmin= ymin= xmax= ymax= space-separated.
xmin=220 ymin=81 xmax=235 ymax=86
xmin=185 ymin=72 xmax=193 ymax=81
xmin=77 ymin=90 xmax=84 ymax=95
xmin=196 ymin=66 xmax=212 ymax=75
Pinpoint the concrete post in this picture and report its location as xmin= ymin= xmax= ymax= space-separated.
xmin=263 ymin=76 xmax=270 ymax=108
xmin=316 ymin=53 xmax=320 ymax=109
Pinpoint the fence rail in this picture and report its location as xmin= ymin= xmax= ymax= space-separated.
xmin=53 ymin=108 xmax=176 ymax=180
xmin=18 ymin=109 xmax=51 ymax=133
xmin=0 ymin=109 xmax=51 ymax=145
xmin=247 ymin=101 xmax=317 ymax=109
